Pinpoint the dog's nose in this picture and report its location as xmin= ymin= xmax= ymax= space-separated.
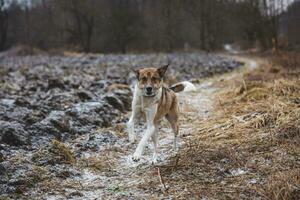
xmin=146 ymin=87 xmax=152 ymax=93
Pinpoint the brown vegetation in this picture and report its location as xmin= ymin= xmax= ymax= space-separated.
xmin=32 ymin=140 xmax=76 ymax=165
xmin=48 ymin=140 xmax=76 ymax=164
xmin=157 ymin=53 xmax=300 ymax=199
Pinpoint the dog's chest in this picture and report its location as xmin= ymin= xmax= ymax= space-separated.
xmin=133 ymin=86 xmax=161 ymax=115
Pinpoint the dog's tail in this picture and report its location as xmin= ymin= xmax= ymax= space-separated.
xmin=169 ymin=81 xmax=196 ymax=93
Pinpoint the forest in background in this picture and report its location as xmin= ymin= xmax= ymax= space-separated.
xmin=0 ymin=0 xmax=299 ymax=53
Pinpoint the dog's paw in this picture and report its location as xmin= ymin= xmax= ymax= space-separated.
xmin=151 ymin=158 xmax=158 ymax=165
xmin=132 ymin=153 xmax=140 ymax=162
xmin=151 ymin=154 xmax=158 ymax=165
xmin=171 ymin=150 xmax=179 ymax=157
xmin=128 ymin=137 xmax=135 ymax=144
xmin=172 ymin=145 xmax=179 ymax=156
xmin=128 ymin=134 xmax=136 ymax=144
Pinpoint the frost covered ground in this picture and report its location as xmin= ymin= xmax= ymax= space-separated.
xmin=0 ymin=52 xmax=244 ymax=199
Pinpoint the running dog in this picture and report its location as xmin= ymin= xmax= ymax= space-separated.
xmin=127 ymin=65 xmax=196 ymax=163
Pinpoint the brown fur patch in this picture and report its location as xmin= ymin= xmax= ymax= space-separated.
xmin=154 ymin=87 xmax=179 ymax=125
xmin=169 ymin=83 xmax=185 ymax=93
xmin=136 ymin=68 xmax=163 ymax=91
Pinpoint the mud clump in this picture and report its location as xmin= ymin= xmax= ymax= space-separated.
xmin=82 ymin=131 xmax=118 ymax=151
xmin=0 ymin=121 xmax=29 ymax=146
xmin=66 ymin=101 xmax=119 ymax=132
xmin=104 ymin=89 xmax=132 ymax=112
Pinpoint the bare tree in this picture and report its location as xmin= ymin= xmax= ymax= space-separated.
xmin=262 ymin=0 xmax=286 ymax=50
xmin=1 ymin=0 xmax=297 ymax=52
xmin=184 ymin=0 xmax=223 ymax=51
xmin=0 ymin=0 xmax=8 ymax=51
xmin=60 ymin=0 xmax=95 ymax=52
xmin=184 ymin=0 xmax=208 ymax=50
xmin=107 ymin=0 xmax=143 ymax=53
xmin=160 ymin=0 xmax=182 ymax=52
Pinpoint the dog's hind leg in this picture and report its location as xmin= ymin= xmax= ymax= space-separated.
xmin=166 ymin=114 xmax=179 ymax=153
xmin=172 ymin=123 xmax=179 ymax=153
xmin=171 ymin=121 xmax=179 ymax=153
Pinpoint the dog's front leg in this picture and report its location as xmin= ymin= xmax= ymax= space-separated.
xmin=132 ymin=124 xmax=156 ymax=162
xmin=127 ymin=110 xmax=138 ymax=143
xmin=132 ymin=106 xmax=157 ymax=162
xmin=151 ymin=127 xmax=159 ymax=164
xmin=127 ymin=88 xmax=140 ymax=143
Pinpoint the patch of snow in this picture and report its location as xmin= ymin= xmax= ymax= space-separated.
xmin=249 ymin=60 xmax=258 ymax=70
xmin=230 ymin=168 xmax=248 ymax=176
xmin=249 ymin=178 xmax=258 ymax=184
xmin=224 ymin=44 xmax=239 ymax=54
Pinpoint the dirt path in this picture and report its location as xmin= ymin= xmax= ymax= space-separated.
xmin=67 ymin=82 xmax=218 ymax=199
xmin=32 ymin=55 xmax=258 ymax=200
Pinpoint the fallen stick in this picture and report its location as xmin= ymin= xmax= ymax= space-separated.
xmin=157 ymin=167 xmax=168 ymax=191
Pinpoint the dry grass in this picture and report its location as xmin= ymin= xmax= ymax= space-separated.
xmin=156 ymin=54 xmax=300 ymax=199
xmin=256 ymin=169 xmax=300 ymax=200
xmin=272 ymin=52 xmax=300 ymax=70
xmin=79 ymin=153 xmax=116 ymax=172
xmin=32 ymin=140 xmax=76 ymax=165
xmin=48 ymin=140 xmax=76 ymax=164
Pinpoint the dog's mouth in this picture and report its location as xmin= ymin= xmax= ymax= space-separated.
xmin=144 ymin=92 xmax=156 ymax=97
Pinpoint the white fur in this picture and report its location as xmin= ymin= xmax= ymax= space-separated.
xmin=181 ymin=81 xmax=196 ymax=92
xmin=127 ymin=84 xmax=162 ymax=163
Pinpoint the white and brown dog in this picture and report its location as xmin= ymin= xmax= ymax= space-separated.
xmin=127 ymin=65 xmax=196 ymax=163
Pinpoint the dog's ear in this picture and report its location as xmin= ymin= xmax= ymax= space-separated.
xmin=157 ymin=64 xmax=169 ymax=78
xmin=132 ymin=69 xmax=140 ymax=80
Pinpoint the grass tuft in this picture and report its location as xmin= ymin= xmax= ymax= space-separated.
xmin=48 ymin=140 xmax=76 ymax=164
xmin=32 ymin=140 xmax=76 ymax=165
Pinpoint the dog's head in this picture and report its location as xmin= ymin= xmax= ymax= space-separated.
xmin=133 ymin=65 xmax=168 ymax=97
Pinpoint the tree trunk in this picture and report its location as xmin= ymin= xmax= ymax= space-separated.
xmin=0 ymin=0 xmax=8 ymax=51
xmin=83 ymin=15 xmax=94 ymax=52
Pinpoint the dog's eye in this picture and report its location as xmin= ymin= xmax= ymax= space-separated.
xmin=152 ymin=77 xmax=160 ymax=82
xmin=141 ymin=77 xmax=147 ymax=82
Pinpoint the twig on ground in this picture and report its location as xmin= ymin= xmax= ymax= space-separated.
xmin=157 ymin=167 xmax=168 ymax=192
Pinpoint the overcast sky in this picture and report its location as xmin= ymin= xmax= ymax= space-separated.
xmin=3 ymin=0 xmax=297 ymax=10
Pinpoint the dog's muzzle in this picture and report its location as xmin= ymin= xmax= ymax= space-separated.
xmin=144 ymin=86 xmax=155 ymax=97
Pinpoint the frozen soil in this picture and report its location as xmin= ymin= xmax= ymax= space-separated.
xmin=27 ymin=70 xmax=220 ymax=200
xmin=0 ymin=52 xmax=245 ymax=199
